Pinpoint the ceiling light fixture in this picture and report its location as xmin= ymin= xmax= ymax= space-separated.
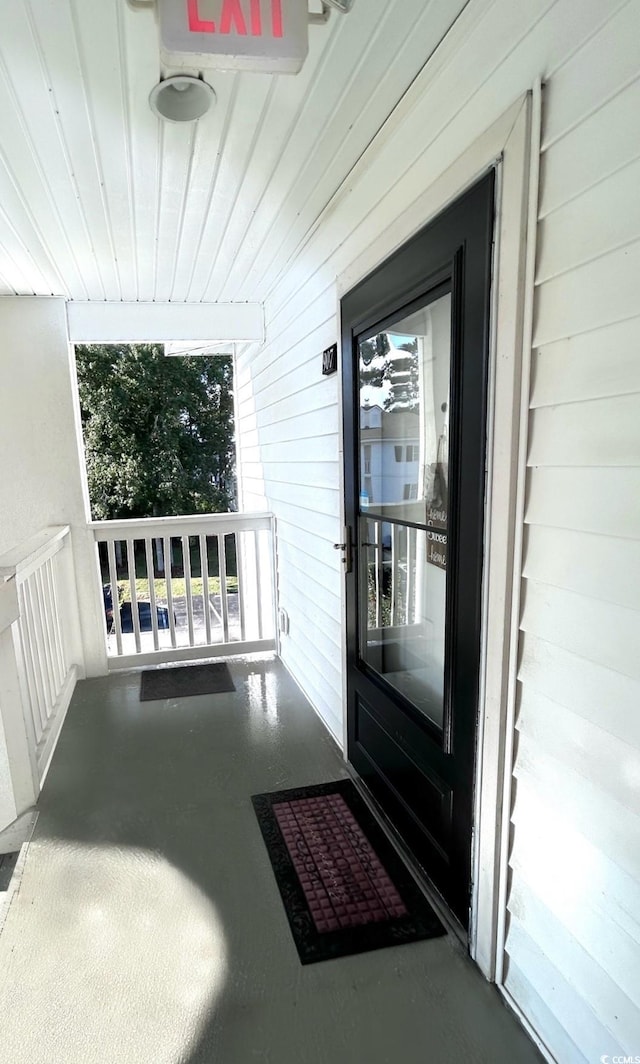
xmin=149 ymin=75 xmax=215 ymax=123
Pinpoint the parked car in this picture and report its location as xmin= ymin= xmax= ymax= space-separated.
xmin=103 ymin=585 xmax=173 ymax=633
xmin=120 ymin=600 xmax=172 ymax=633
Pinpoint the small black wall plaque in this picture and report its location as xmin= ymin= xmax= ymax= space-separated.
xmin=322 ymin=343 xmax=338 ymax=376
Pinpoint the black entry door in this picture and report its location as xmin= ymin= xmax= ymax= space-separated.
xmin=341 ymin=173 xmax=494 ymax=929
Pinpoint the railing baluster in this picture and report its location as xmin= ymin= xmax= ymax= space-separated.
xmin=49 ymin=561 xmax=64 ymax=694
xmin=29 ymin=574 xmax=48 ymax=713
xmin=7 ymin=612 xmax=40 ymax=786
xmin=163 ymin=536 xmax=177 ymax=648
xmin=253 ymin=530 xmax=263 ymax=640
xmin=126 ymin=539 xmax=142 ymax=654
xmin=182 ymin=535 xmax=195 ymax=646
xmin=267 ymin=521 xmax=277 ymax=642
xmin=38 ymin=563 xmax=60 ymax=696
xmin=107 ymin=539 xmax=123 ymax=656
xmin=412 ymin=528 xmax=418 ymax=625
xmin=35 ymin=567 xmax=57 ymax=712
xmin=406 ymin=525 xmax=410 ymax=621
xmin=414 ymin=528 xmax=421 ymax=626
xmin=50 ymin=553 xmax=68 ymax=677
xmin=374 ymin=521 xmax=382 ymax=630
xmin=236 ymin=532 xmax=247 ymax=642
xmin=391 ymin=524 xmax=399 ymax=627
xmin=218 ymin=534 xmax=229 ymax=644
xmin=144 ymin=538 xmax=160 ymax=652
xmin=31 ymin=572 xmax=55 ymax=718
xmin=17 ymin=587 xmax=44 ymax=743
xmin=200 ymin=534 xmax=212 ymax=646
xmin=45 ymin=558 xmax=65 ymax=689
xmin=21 ymin=582 xmax=47 ymax=737
xmin=37 ymin=564 xmax=56 ymax=695
xmin=414 ymin=530 xmax=427 ymax=632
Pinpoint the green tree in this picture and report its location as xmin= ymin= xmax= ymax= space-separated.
xmin=75 ymin=344 xmax=235 ymax=520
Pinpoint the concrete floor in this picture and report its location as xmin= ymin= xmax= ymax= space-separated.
xmin=0 ymin=657 xmax=541 ymax=1064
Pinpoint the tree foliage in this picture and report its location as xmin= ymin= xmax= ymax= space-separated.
xmin=384 ymin=339 xmax=419 ymax=411
xmin=75 ymin=344 xmax=235 ymax=520
xmin=359 ymin=332 xmax=420 ymax=410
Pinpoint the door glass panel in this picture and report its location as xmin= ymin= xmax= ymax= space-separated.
xmin=358 ymin=292 xmax=451 ymax=733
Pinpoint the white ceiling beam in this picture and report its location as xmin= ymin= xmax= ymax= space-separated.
xmin=66 ymin=301 xmax=264 ymax=343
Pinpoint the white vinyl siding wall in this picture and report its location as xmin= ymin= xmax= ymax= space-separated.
xmin=505 ymin=2 xmax=640 ymax=1058
xmin=235 ymin=290 xmax=344 ymax=739
xmin=234 ymin=1 xmax=640 ymax=1058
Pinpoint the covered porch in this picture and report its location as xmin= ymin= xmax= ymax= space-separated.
xmin=0 ymin=657 xmax=540 ymax=1064
xmin=0 ymin=0 xmax=638 ymax=1061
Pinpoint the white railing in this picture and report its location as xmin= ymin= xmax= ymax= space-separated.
xmin=362 ymin=515 xmax=421 ymax=633
xmin=0 ymin=526 xmax=79 ymax=814
xmin=91 ymin=512 xmax=277 ymax=669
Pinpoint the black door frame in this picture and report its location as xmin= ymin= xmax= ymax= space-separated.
xmin=340 ymin=171 xmax=495 ymax=928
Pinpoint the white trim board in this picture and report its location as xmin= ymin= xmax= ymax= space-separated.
xmin=66 ymin=301 xmax=265 ymax=343
xmin=336 ymin=92 xmax=535 ymax=981
xmin=473 ymin=88 xmax=539 ymax=981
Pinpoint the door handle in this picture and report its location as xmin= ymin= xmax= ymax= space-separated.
xmin=333 ymin=526 xmax=353 ymax=574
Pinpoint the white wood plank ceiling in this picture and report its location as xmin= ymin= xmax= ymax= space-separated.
xmin=0 ymin=0 xmax=466 ymax=303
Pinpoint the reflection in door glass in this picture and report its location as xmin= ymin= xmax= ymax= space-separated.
xmin=358 ymin=293 xmax=451 ymax=733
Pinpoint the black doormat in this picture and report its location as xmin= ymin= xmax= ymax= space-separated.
xmin=251 ymin=779 xmax=445 ymax=964
xmin=140 ymin=662 xmax=235 ymax=701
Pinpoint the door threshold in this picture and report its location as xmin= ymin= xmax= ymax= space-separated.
xmin=345 ymin=765 xmax=469 ymax=949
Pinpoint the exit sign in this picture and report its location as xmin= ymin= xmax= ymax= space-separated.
xmin=158 ymin=0 xmax=309 ymax=74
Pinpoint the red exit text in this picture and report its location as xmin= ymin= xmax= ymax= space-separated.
xmin=187 ymin=0 xmax=284 ymax=38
